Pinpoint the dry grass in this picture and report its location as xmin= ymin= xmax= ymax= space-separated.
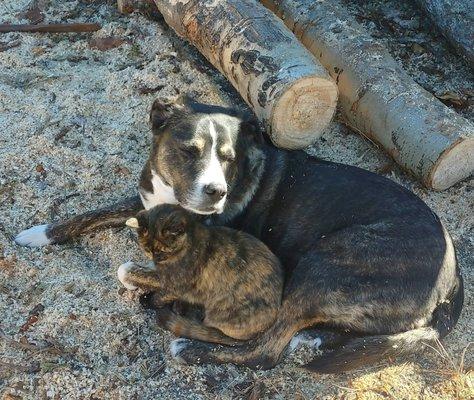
xmin=344 ymin=343 xmax=473 ymax=400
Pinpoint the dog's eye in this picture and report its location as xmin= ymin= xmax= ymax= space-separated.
xmin=221 ymin=152 xmax=235 ymax=163
xmin=180 ymin=146 xmax=200 ymax=158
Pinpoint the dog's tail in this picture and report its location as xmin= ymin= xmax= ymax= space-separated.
xmin=305 ymin=275 xmax=464 ymax=374
xmin=15 ymin=195 xmax=143 ymax=247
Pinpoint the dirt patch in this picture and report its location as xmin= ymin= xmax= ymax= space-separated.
xmin=0 ymin=1 xmax=472 ymax=399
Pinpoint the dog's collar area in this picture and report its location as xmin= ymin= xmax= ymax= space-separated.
xmin=153 ymin=168 xmax=171 ymax=188
xmin=139 ymin=168 xmax=179 ymax=210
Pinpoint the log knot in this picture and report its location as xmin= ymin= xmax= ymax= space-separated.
xmin=231 ymin=49 xmax=278 ymax=75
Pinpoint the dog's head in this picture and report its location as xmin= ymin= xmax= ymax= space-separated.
xmin=146 ymin=96 xmax=264 ymax=215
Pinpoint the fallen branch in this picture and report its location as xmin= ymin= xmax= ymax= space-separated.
xmin=0 ymin=23 xmax=101 ymax=33
xmin=0 ymin=360 xmax=40 ymax=373
xmin=153 ymin=0 xmax=338 ymax=149
xmin=0 ymin=39 xmax=21 ymax=52
xmin=262 ymin=0 xmax=474 ymax=190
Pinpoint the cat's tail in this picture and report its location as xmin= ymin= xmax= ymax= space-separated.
xmin=15 ymin=195 xmax=143 ymax=247
xmin=155 ymin=307 xmax=242 ymax=346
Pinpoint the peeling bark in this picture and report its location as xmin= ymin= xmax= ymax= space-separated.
xmin=262 ymin=0 xmax=473 ymax=190
xmin=153 ymin=0 xmax=338 ymax=149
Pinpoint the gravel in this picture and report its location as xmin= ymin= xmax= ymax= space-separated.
xmin=0 ymin=1 xmax=472 ymax=399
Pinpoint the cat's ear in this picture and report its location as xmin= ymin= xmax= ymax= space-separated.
xmin=160 ymin=209 xmax=188 ymax=239
xmin=126 ymin=211 xmax=148 ymax=230
xmin=125 ymin=217 xmax=140 ymax=229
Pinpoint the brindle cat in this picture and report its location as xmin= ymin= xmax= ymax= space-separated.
xmin=117 ymin=204 xmax=283 ymax=345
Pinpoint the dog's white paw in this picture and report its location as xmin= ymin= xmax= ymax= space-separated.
xmin=117 ymin=262 xmax=138 ymax=290
xmin=289 ymin=333 xmax=322 ymax=352
xmin=15 ymin=224 xmax=52 ymax=247
xmin=170 ymin=338 xmax=191 ymax=363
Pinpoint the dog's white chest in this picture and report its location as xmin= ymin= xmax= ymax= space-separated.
xmin=139 ymin=170 xmax=178 ymax=210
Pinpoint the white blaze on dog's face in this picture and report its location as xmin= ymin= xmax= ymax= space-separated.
xmin=187 ymin=116 xmax=230 ymax=214
xmin=145 ymin=98 xmax=254 ymax=215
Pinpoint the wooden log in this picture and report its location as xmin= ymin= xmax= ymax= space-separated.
xmin=0 ymin=23 xmax=101 ymax=33
xmin=261 ymin=0 xmax=474 ymax=190
xmin=415 ymin=0 xmax=474 ymax=68
xmin=153 ymin=0 xmax=338 ymax=149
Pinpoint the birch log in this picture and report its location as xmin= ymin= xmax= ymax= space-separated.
xmin=262 ymin=0 xmax=474 ymax=190
xmin=415 ymin=0 xmax=474 ymax=67
xmin=153 ymin=0 xmax=338 ymax=149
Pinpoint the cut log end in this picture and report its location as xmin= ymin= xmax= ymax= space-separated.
xmin=270 ymin=76 xmax=338 ymax=149
xmin=430 ymin=137 xmax=474 ymax=190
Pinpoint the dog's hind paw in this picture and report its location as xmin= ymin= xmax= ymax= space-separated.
xmin=15 ymin=224 xmax=52 ymax=247
xmin=289 ymin=332 xmax=323 ymax=352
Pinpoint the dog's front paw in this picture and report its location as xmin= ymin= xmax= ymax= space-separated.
xmin=15 ymin=224 xmax=52 ymax=247
xmin=170 ymin=338 xmax=216 ymax=365
xmin=170 ymin=338 xmax=194 ymax=364
xmin=117 ymin=262 xmax=138 ymax=290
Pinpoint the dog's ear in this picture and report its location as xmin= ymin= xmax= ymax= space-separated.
xmin=240 ymin=117 xmax=264 ymax=144
xmin=149 ymin=96 xmax=190 ymax=132
xmin=149 ymin=99 xmax=179 ymax=132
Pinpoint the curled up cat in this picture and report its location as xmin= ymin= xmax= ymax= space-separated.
xmin=117 ymin=204 xmax=283 ymax=346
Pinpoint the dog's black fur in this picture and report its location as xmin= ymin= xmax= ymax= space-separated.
xmin=16 ymin=98 xmax=464 ymax=373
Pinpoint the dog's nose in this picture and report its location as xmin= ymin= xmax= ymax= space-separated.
xmin=203 ymin=183 xmax=227 ymax=201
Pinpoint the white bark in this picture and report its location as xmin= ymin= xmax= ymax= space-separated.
xmin=152 ymin=0 xmax=338 ymax=149
xmin=262 ymin=0 xmax=474 ymax=190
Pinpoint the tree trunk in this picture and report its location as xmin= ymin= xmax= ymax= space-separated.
xmin=415 ymin=0 xmax=474 ymax=67
xmin=262 ymin=0 xmax=474 ymax=190
xmin=152 ymin=0 xmax=338 ymax=149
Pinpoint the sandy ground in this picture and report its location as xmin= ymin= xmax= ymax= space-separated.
xmin=0 ymin=1 xmax=472 ymax=399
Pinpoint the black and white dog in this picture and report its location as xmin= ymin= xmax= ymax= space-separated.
xmin=15 ymin=97 xmax=463 ymax=373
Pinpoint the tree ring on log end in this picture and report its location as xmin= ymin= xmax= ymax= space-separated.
xmin=429 ymin=137 xmax=474 ymax=190
xmin=270 ymin=76 xmax=338 ymax=149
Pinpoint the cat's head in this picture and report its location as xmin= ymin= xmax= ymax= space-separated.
xmin=126 ymin=204 xmax=193 ymax=260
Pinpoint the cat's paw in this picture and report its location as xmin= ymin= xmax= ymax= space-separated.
xmin=117 ymin=262 xmax=138 ymax=290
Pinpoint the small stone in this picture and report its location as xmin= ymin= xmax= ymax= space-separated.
xmin=411 ymin=43 xmax=425 ymax=54
xmin=89 ymin=37 xmax=128 ymax=51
